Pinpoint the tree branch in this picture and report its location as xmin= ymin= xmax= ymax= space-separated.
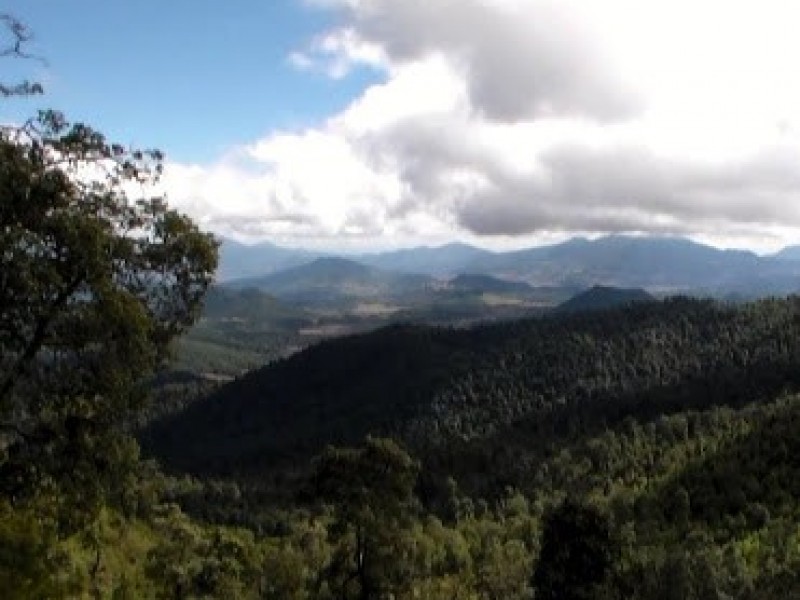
xmin=0 ymin=13 xmax=46 ymax=98
xmin=0 ymin=13 xmax=44 ymax=62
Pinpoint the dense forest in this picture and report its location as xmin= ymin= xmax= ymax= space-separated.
xmin=2 ymin=13 xmax=800 ymax=600
xmin=135 ymin=295 xmax=800 ymax=598
xmin=145 ymin=296 xmax=800 ymax=492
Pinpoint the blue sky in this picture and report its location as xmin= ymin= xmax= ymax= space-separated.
xmin=2 ymin=0 xmax=380 ymax=162
xmin=3 ymin=1 xmax=800 ymax=252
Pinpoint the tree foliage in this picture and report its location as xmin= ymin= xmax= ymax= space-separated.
xmin=0 ymin=111 xmax=217 ymax=525
xmin=310 ymin=437 xmax=420 ymax=599
xmin=0 ymin=15 xmax=217 ymax=539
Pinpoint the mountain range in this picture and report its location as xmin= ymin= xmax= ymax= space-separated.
xmin=217 ymin=235 xmax=800 ymax=298
xmin=217 ymin=239 xmax=316 ymax=281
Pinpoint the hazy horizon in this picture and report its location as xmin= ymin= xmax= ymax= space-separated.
xmin=220 ymin=231 xmax=793 ymax=258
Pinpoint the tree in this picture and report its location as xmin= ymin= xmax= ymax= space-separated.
xmin=0 ymin=15 xmax=217 ymax=534
xmin=0 ymin=112 xmax=217 ymax=525
xmin=310 ymin=437 xmax=420 ymax=599
xmin=532 ymin=499 xmax=619 ymax=600
xmin=146 ymin=505 xmax=260 ymax=599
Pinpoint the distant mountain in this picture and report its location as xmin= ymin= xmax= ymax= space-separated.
xmin=216 ymin=238 xmax=316 ymax=281
xmin=772 ymin=246 xmax=800 ymax=261
xmin=470 ymin=236 xmax=752 ymax=288
xmin=357 ymin=242 xmax=494 ymax=276
xmin=468 ymin=235 xmax=800 ymax=295
xmin=557 ymin=285 xmax=655 ymax=313
xmin=448 ymin=273 xmax=533 ymax=294
xmin=216 ymin=235 xmax=800 ymax=298
xmin=226 ymin=257 xmax=435 ymax=305
xmin=202 ymin=286 xmax=306 ymax=323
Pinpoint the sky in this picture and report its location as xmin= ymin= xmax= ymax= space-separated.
xmin=4 ymin=0 xmax=800 ymax=253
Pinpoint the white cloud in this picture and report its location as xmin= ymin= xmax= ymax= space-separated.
xmin=164 ymin=0 xmax=800 ymax=251
xmin=288 ymin=28 xmax=387 ymax=79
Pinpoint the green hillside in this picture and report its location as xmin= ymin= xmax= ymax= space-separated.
xmin=144 ymin=296 xmax=800 ymax=494
xmin=139 ymin=297 xmax=800 ymax=598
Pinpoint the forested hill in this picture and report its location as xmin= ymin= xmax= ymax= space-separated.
xmin=144 ymin=295 xmax=800 ymax=495
xmin=556 ymin=284 xmax=654 ymax=313
xmin=226 ymin=256 xmax=434 ymax=303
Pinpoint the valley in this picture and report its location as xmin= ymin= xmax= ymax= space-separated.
xmin=172 ymin=234 xmax=800 ymax=380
